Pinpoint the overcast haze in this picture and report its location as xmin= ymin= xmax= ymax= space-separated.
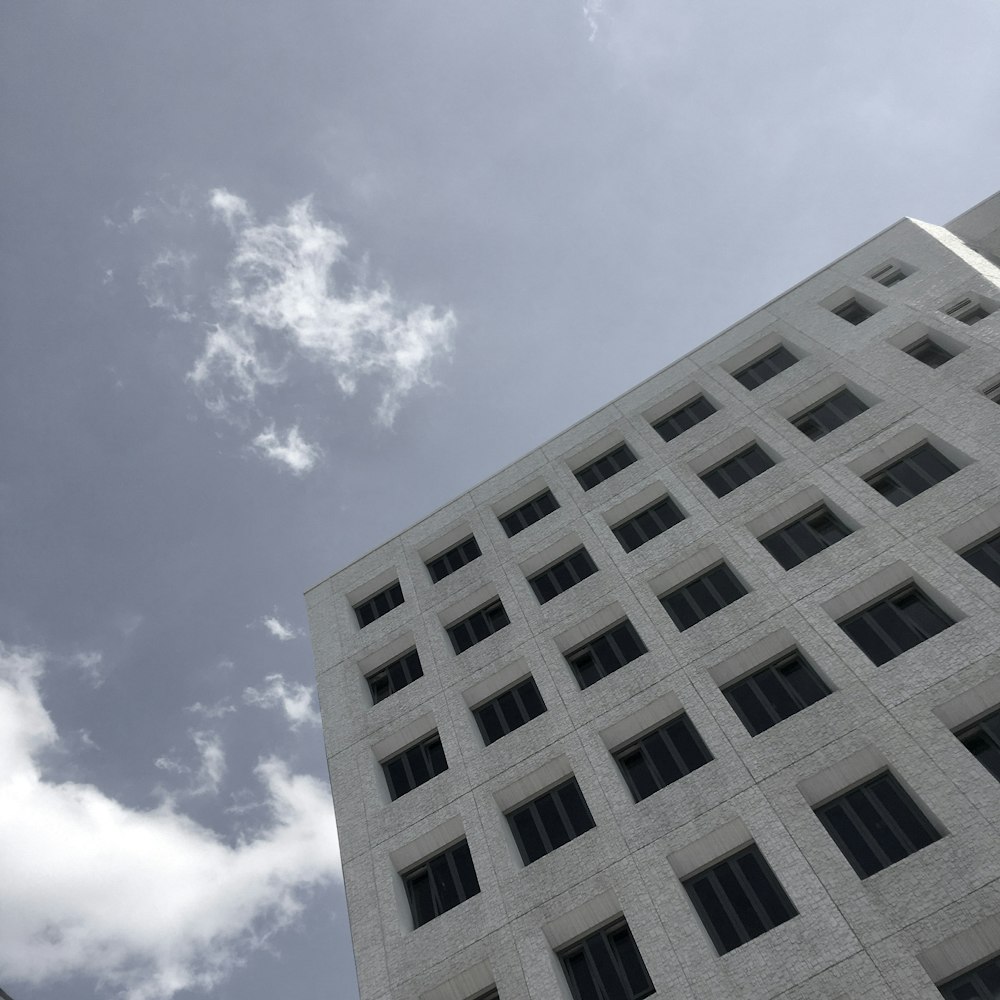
xmin=2 ymin=2 xmax=1000 ymax=999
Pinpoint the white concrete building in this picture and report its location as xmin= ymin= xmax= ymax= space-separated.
xmin=307 ymin=192 xmax=1000 ymax=1000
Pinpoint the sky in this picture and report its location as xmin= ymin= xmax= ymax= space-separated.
xmin=2 ymin=2 xmax=999 ymax=999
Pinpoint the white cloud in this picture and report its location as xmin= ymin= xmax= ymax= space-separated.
xmin=261 ymin=614 xmax=297 ymax=641
xmin=251 ymin=425 xmax=321 ymax=475
xmin=139 ymin=249 xmax=197 ymax=323
xmin=0 ymin=643 xmax=340 ymax=1000
xmin=186 ymin=698 xmax=237 ymax=719
xmin=209 ymin=187 xmax=251 ymax=231
xmin=152 ymin=731 xmax=226 ymax=798
xmin=583 ymin=0 xmax=607 ymax=41
xmin=71 ymin=649 xmax=106 ymax=687
xmin=243 ymin=674 xmax=320 ymax=730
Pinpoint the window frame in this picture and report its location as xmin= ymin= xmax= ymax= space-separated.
xmin=790 ymin=387 xmax=869 ymax=440
xmin=382 ymin=732 xmax=448 ymax=800
xmin=955 ymin=707 xmax=1000 ymax=783
xmin=506 ymin=777 xmax=596 ymax=865
xmin=611 ymin=495 xmax=684 ymax=552
xmin=566 ymin=620 xmax=647 ymax=690
xmin=402 ymin=838 xmax=480 ymax=929
xmin=528 ymin=546 xmax=598 ymax=604
xmin=472 ymin=676 xmax=546 ymax=745
xmin=758 ymin=504 xmax=853 ymax=570
xmin=960 ymin=530 xmax=1000 ymax=587
xmin=557 ymin=919 xmax=655 ymax=1000
xmin=938 ymin=955 xmax=1000 ymax=1000
xmin=903 ymin=336 xmax=955 ymax=369
xmin=353 ymin=581 xmax=404 ymax=628
xmin=613 ymin=713 xmax=713 ymax=802
xmin=863 ymin=442 xmax=960 ymax=505
xmin=652 ymin=394 xmax=717 ymax=442
xmin=831 ymin=297 xmax=875 ymax=325
xmin=700 ymin=443 xmax=775 ymax=498
xmin=574 ymin=443 xmax=638 ymax=491
xmin=447 ymin=599 xmax=511 ymax=654
xmin=499 ymin=489 xmax=559 ymax=537
xmin=367 ymin=648 xmax=423 ymax=705
xmin=944 ymin=297 xmax=993 ymax=325
xmin=732 ymin=345 xmax=798 ymax=390
xmin=426 ymin=536 xmax=482 ymax=583
xmin=660 ymin=562 xmax=748 ymax=632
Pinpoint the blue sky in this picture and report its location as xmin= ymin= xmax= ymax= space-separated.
xmin=2 ymin=2 xmax=1000 ymax=998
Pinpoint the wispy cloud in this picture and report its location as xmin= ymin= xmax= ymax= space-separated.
xmin=252 ymin=424 xmax=321 ymax=475
xmin=260 ymin=614 xmax=298 ymax=642
xmin=153 ymin=730 xmax=227 ymax=798
xmin=186 ymin=698 xmax=237 ymax=719
xmin=70 ymin=649 xmax=107 ymax=687
xmin=583 ymin=0 xmax=607 ymax=41
xmin=243 ymin=673 xmax=320 ymax=730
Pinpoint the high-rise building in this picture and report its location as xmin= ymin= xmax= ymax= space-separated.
xmin=307 ymin=192 xmax=1000 ymax=1000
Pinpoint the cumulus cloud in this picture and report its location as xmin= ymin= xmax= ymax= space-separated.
xmin=243 ymin=674 xmax=320 ymax=730
xmin=0 ymin=644 xmax=340 ymax=1000
xmin=251 ymin=425 xmax=321 ymax=475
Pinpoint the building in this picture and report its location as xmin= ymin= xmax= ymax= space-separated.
xmin=306 ymin=192 xmax=1000 ymax=1000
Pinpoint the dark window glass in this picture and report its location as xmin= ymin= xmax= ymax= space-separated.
xmin=759 ymin=506 xmax=853 ymax=570
xmin=700 ymin=444 xmax=775 ymax=497
xmin=839 ymin=585 xmax=954 ymax=665
xmin=961 ymin=531 xmax=1000 ymax=587
xmin=403 ymin=839 xmax=480 ymax=928
xmin=832 ymin=297 xmax=875 ymax=325
xmin=473 ymin=677 xmax=546 ymax=745
xmin=939 ymin=955 xmax=1000 ymax=1000
xmin=946 ymin=298 xmax=992 ymax=325
xmin=904 ymin=337 xmax=955 ymax=368
xmin=447 ymin=600 xmax=510 ymax=654
xmin=733 ymin=346 xmax=798 ymax=390
xmin=815 ymin=772 xmax=940 ymax=879
xmin=869 ymin=263 xmax=908 ymax=287
xmin=354 ymin=581 xmax=404 ymax=628
xmin=427 ymin=536 xmax=482 ymax=583
xmin=724 ymin=652 xmax=831 ymax=736
xmin=791 ymin=388 xmax=869 ymax=440
xmin=367 ymin=649 xmax=423 ymax=705
xmin=652 ymin=395 xmax=717 ymax=442
xmin=683 ymin=846 xmax=797 ymax=954
xmin=529 ymin=547 xmax=598 ymax=603
xmin=470 ymin=992 xmax=499 ymax=1000
xmin=955 ymin=708 xmax=1000 ymax=783
xmin=984 ymin=380 xmax=1000 ymax=404
xmin=507 ymin=778 xmax=596 ymax=865
xmin=864 ymin=442 xmax=959 ymax=505
xmin=574 ymin=444 xmax=637 ymax=491
xmin=499 ymin=489 xmax=559 ymax=537
xmin=614 ymin=714 xmax=712 ymax=802
xmin=558 ymin=919 xmax=654 ymax=1000
xmin=382 ymin=733 xmax=448 ymax=800
xmin=660 ymin=563 xmax=747 ymax=631
xmin=566 ymin=620 xmax=646 ymax=690
xmin=612 ymin=495 xmax=684 ymax=552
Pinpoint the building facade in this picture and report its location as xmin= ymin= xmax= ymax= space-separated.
xmin=307 ymin=192 xmax=1000 ymax=1000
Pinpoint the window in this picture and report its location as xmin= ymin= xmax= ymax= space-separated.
xmin=864 ymin=442 xmax=959 ymax=505
xmin=382 ymin=732 xmax=448 ymax=800
xmin=724 ymin=652 xmax=831 ymax=736
xmin=652 ymin=395 xmax=716 ymax=442
xmin=683 ymin=846 xmax=797 ymax=954
xmin=506 ymin=778 xmax=596 ymax=864
xmin=759 ymin=505 xmax=853 ymax=570
xmin=831 ymin=297 xmax=874 ymax=325
xmin=660 ymin=563 xmax=747 ymax=631
xmin=984 ymin=379 xmax=1000 ymax=404
xmin=368 ymin=649 xmax=423 ymax=705
xmin=791 ymin=388 xmax=869 ymax=440
xmin=732 ymin=345 xmax=798 ymax=390
xmin=500 ymin=489 xmax=559 ymax=537
xmin=558 ymin=919 xmax=654 ymax=1000
xmin=574 ymin=444 xmax=637 ymax=490
xmin=612 ymin=495 xmax=684 ymax=552
xmin=354 ymin=581 xmax=404 ymax=628
xmin=700 ymin=444 xmax=775 ymax=497
xmin=447 ymin=600 xmax=510 ymax=654
xmin=473 ymin=677 xmax=546 ymax=745
xmin=566 ymin=620 xmax=646 ymax=689
xmin=470 ymin=992 xmax=499 ymax=1000
xmin=961 ymin=530 xmax=1000 ymax=587
xmin=956 ymin=708 xmax=1000 ymax=782
xmin=528 ymin=547 xmax=598 ymax=603
xmin=868 ymin=262 xmax=909 ymax=287
xmin=945 ymin=297 xmax=993 ymax=325
xmin=403 ymin=839 xmax=480 ymax=928
xmin=815 ymin=772 xmax=940 ymax=879
xmin=904 ymin=336 xmax=955 ymax=369
xmin=839 ymin=585 xmax=954 ymax=665
xmin=614 ymin=714 xmax=713 ymax=802
xmin=939 ymin=955 xmax=1000 ymax=1000
xmin=427 ymin=536 xmax=481 ymax=583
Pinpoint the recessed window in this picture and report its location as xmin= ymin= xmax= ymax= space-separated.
xmin=613 ymin=714 xmax=713 ymax=802
xmin=354 ymin=581 xmax=404 ymax=628
xmin=759 ymin=505 xmax=853 ymax=570
xmin=955 ymin=708 xmax=1000 ymax=783
xmin=652 ymin=395 xmax=717 ymax=442
xmin=864 ymin=442 xmax=959 ymax=505
xmin=815 ymin=772 xmax=940 ymax=879
xmin=791 ymin=388 xmax=869 ymax=440
xmin=470 ymin=991 xmax=499 ymax=1000
xmin=382 ymin=732 xmax=448 ymax=800
xmin=732 ymin=345 xmax=798 ymax=390
xmin=868 ymin=262 xmax=909 ymax=287
xmin=904 ymin=336 xmax=955 ymax=369
xmin=427 ymin=536 xmax=482 ymax=583
xmin=528 ymin=547 xmax=598 ymax=604
xmin=566 ymin=620 xmax=647 ymax=690
xmin=403 ymin=839 xmax=480 ymax=928
xmin=831 ymin=297 xmax=875 ymax=325
xmin=945 ymin=297 xmax=993 ymax=325
xmin=683 ymin=845 xmax=797 ymax=954
xmin=500 ymin=489 xmax=559 ymax=537
xmin=612 ymin=495 xmax=684 ymax=552
xmin=961 ymin=530 xmax=1000 ymax=587
xmin=723 ymin=652 xmax=832 ymax=736
xmin=660 ymin=563 xmax=748 ymax=631
xmin=368 ymin=649 xmax=423 ymax=705
xmin=984 ymin=379 xmax=1000 ymax=404
xmin=473 ymin=677 xmax=546 ymax=745
xmin=558 ymin=919 xmax=654 ymax=1000
xmin=939 ymin=954 xmax=1000 ymax=1000
xmin=574 ymin=444 xmax=637 ymax=491
xmin=700 ymin=444 xmax=775 ymax=498
xmin=506 ymin=778 xmax=595 ymax=865
xmin=447 ymin=600 xmax=510 ymax=654
xmin=838 ymin=584 xmax=954 ymax=665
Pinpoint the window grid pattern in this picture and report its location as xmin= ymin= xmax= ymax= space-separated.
xmin=447 ymin=600 xmax=510 ymax=654
xmin=567 ymin=620 xmax=647 ymax=689
xmin=558 ymin=920 xmax=654 ymax=1000
xmin=427 ymin=536 xmax=482 ymax=583
xmin=724 ymin=653 xmax=832 ymax=736
xmin=839 ymin=585 xmax=954 ymax=665
xmin=472 ymin=677 xmax=546 ymax=745
xmin=368 ymin=649 xmax=423 ymax=705
xmin=500 ymin=489 xmax=559 ymax=537
xmin=832 ymin=297 xmax=874 ymax=325
xmin=904 ymin=336 xmax=955 ymax=368
xmin=946 ymin=298 xmax=992 ymax=325
xmin=507 ymin=778 xmax=596 ymax=865
xmin=354 ymin=581 xmax=404 ymax=628
xmin=956 ymin=708 xmax=1000 ymax=783
xmin=939 ymin=955 xmax=1000 ymax=1000
xmin=701 ymin=444 xmax=775 ymax=497
xmin=791 ymin=388 xmax=869 ymax=440
xmin=575 ymin=444 xmax=638 ymax=490
xmin=528 ymin=547 xmax=598 ymax=603
xmin=759 ymin=505 xmax=853 ymax=570
xmin=961 ymin=531 xmax=1000 ymax=587
xmin=403 ymin=839 xmax=480 ymax=928
xmin=652 ymin=395 xmax=716 ymax=442
xmin=612 ymin=495 xmax=684 ymax=552
xmin=382 ymin=733 xmax=448 ymax=800
xmin=614 ymin=714 xmax=713 ymax=802
xmin=732 ymin=345 xmax=798 ymax=390
xmin=864 ymin=442 xmax=959 ymax=505
xmin=661 ymin=563 xmax=748 ymax=631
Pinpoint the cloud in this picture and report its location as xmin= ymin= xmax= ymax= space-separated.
xmin=71 ymin=649 xmax=107 ymax=687
xmin=583 ymin=0 xmax=607 ymax=41
xmin=186 ymin=698 xmax=237 ymax=719
xmin=243 ymin=674 xmax=320 ymax=730
xmin=209 ymin=188 xmax=251 ymax=231
xmin=261 ymin=615 xmax=297 ymax=641
xmin=251 ymin=425 xmax=321 ymax=475
xmin=0 ymin=643 xmax=340 ymax=1000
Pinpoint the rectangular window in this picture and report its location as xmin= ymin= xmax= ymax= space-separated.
xmin=864 ymin=442 xmax=959 ymax=505
xmin=868 ymin=262 xmax=908 ymax=287
xmin=382 ymin=732 xmax=448 ymax=800
xmin=904 ymin=336 xmax=955 ymax=368
xmin=566 ymin=620 xmax=647 ymax=690
xmin=723 ymin=652 xmax=832 ymax=736
xmin=683 ymin=846 xmax=797 ymax=954
xmin=574 ymin=444 xmax=637 ymax=490
xmin=558 ymin=919 xmax=654 ymax=1000
xmin=447 ymin=600 xmax=510 ymax=654
xmin=368 ymin=649 xmax=423 ymax=705
xmin=759 ymin=505 xmax=853 ymax=570
xmin=507 ymin=778 xmax=596 ymax=865
xmin=652 ymin=395 xmax=717 ymax=442
xmin=984 ymin=379 xmax=1000 ymax=404
xmin=427 ymin=536 xmax=482 ymax=583
xmin=945 ymin=297 xmax=992 ymax=325
xmin=660 ymin=563 xmax=747 ymax=631
xmin=939 ymin=955 xmax=1000 ymax=1000
xmin=612 ymin=495 xmax=684 ymax=552
xmin=815 ymin=772 xmax=940 ymax=879
xmin=700 ymin=444 xmax=775 ymax=497
xmin=831 ymin=297 xmax=874 ymax=325
xmin=403 ymin=839 xmax=480 ymax=928
xmin=955 ymin=708 xmax=1000 ymax=783
xmin=354 ymin=581 xmax=404 ymax=628
xmin=839 ymin=585 xmax=954 ymax=665
xmin=473 ymin=677 xmax=546 ymax=745
xmin=614 ymin=714 xmax=713 ymax=802
xmin=732 ymin=345 xmax=798 ymax=390
xmin=961 ymin=530 xmax=1000 ymax=587
xmin=499 ymin=489 xmax=559 ymax=537
xmin=528 ymin=547 xmax=598 ymax=603
xmin=791 ymin=388 xmax=869 ymax=440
